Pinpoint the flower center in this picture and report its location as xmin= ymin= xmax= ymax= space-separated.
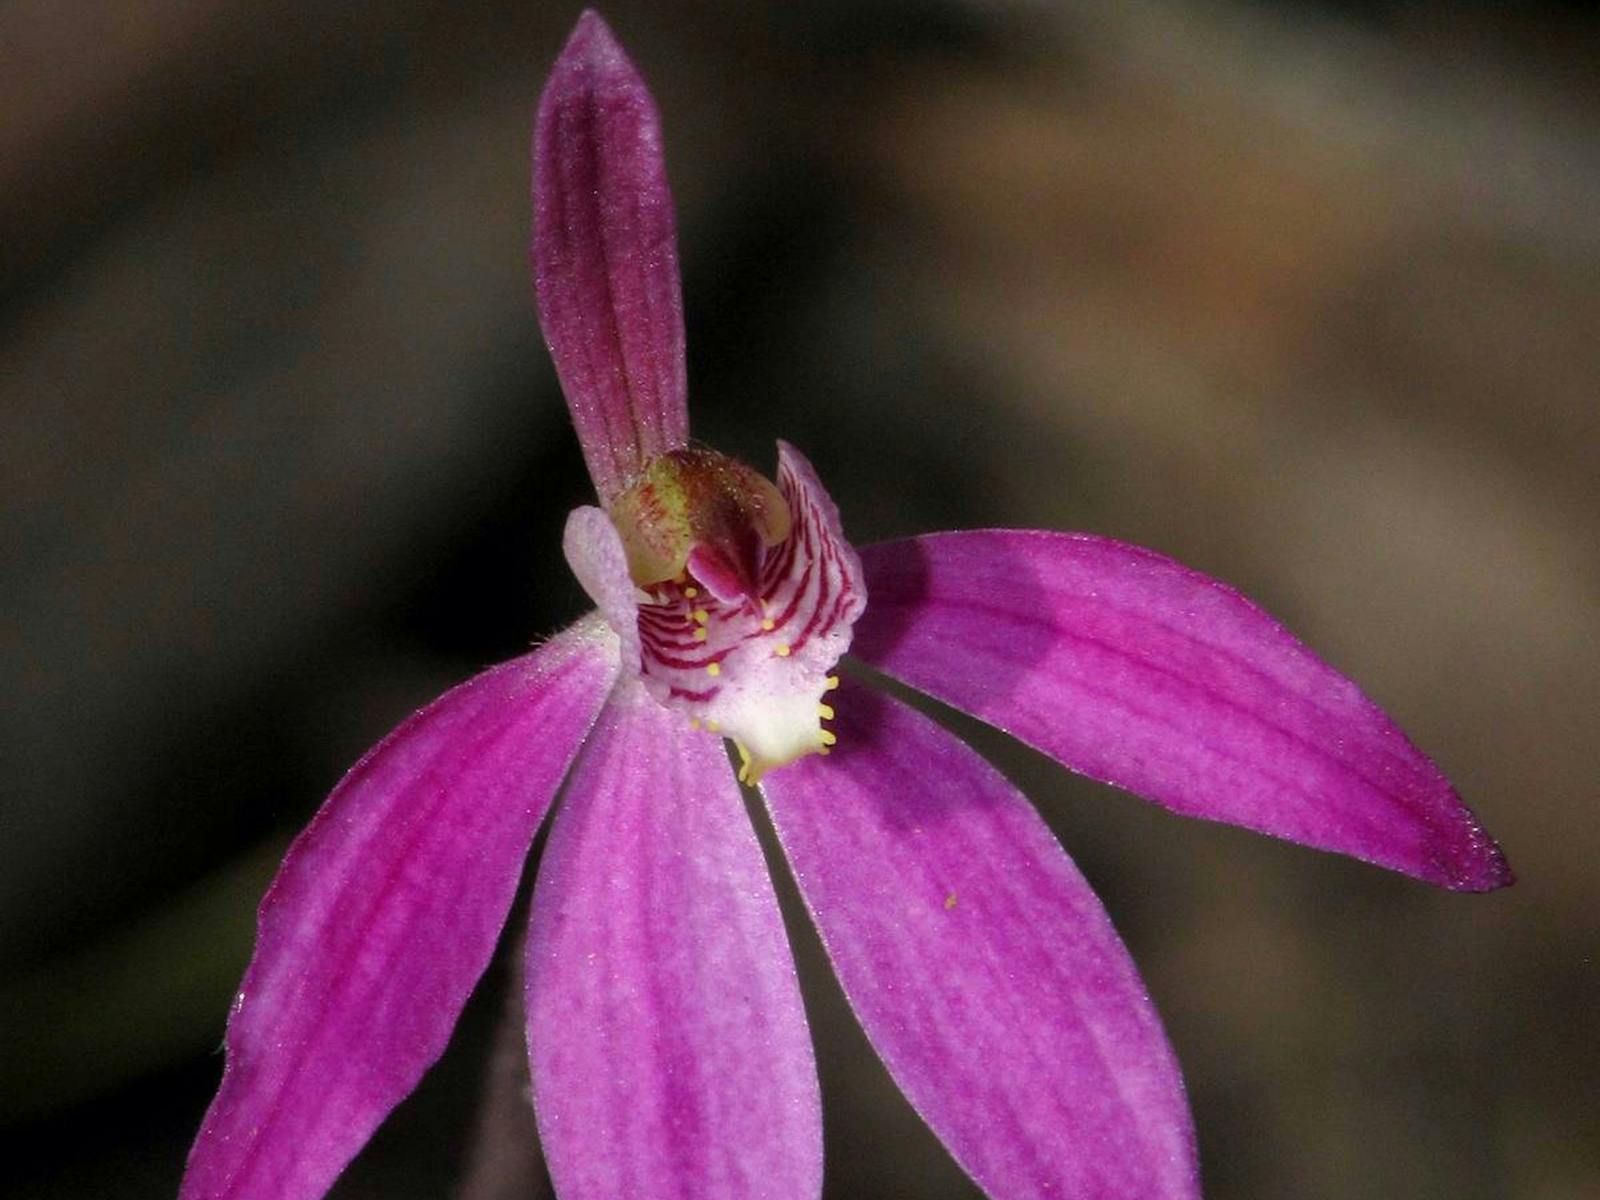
xmin=601 ymin=445 xmax=864 ymax=783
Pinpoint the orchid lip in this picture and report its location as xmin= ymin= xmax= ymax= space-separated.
xmin=566 ymin=440 xmax=865 ymax=782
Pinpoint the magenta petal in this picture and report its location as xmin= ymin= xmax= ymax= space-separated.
xmin=180 ymin=622 xmax=617 ymax=1200
xmin=534 ymin=11 xmax=689 ymax=501
xmin=526 ymin=687 xmax=822 ymax=1200
xmin=854 ymin=531 xmax=1510 ymax=891
xmin=762 ymin=682 xmax=1198 ymax=1200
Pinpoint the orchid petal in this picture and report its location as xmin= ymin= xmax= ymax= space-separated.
xmin=534 ymin=10 xmax=688 ymax=502
xmin=762 ymin=681 xmax=1198 ymax=1200
xmin=564 ymin=505 xmax=642 ymax=675
xmin=854 ymin=531 xmax=1510 ymax=891
xmin=526 ymin=685 xmax=822 ymax=1200
xmin=180 ymin=620 xmax=617 ymax=1200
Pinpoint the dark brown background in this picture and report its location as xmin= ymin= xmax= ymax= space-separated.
xmin=3 ymin=1 xmax=1595 ymax=1197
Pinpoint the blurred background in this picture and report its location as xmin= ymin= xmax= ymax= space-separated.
xmin=3 ymin=0 xmax=1596 ymax=1196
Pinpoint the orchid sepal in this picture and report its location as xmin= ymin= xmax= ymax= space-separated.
xmin=853 ymin=530 xmax=1511 ymax=892
xmin=533 ymin=10 xmax=688 ymax=503
xmin=526 ymin=680 xmax=823 ymax=1200
xmin=179 ymin=621 xmax=617 ymax=1200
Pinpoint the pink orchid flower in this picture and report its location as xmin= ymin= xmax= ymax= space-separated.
xmin=180 ymin=12 xmax=1511 ymax=1200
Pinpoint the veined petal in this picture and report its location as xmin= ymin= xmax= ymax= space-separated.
xmin=180 ymin=620 xmax=618 ymax=1200
xmin=534 ymin=10 xmax=688 ymax=502
xmin=526 ymin=684 xmax=822 ymax=1200
xmin=629 ymin=441 xmax=866 ymax=781
xmin=761 ymin=682 xmax=1198 ymax=1200
xmin=854 ymin=531 xmax=1511 ymax=891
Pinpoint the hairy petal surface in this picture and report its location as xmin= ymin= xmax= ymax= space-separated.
xmin=762 ymin=682 xmax=1198 ymax=1200
xmin=527 ymin=685 xmax=822 ymax=1200
xmin=534 ymin=10 xmax=688 ymax=501
xmin=564 ymin=505 xmax=643 ymax=675
xmin=180 ymin=620 xmax=618 ymax=1200
xmin=855 ymin=531 xmax=1510 ymax=891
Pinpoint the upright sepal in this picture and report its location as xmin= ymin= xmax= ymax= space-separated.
xmin=534 ymin=10 xmax=689 ymax=502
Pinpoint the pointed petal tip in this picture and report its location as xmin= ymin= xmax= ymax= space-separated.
xmin=1448 ymin=834 xmax=1514 ymax=893
xmin=1378 ymin=769 xmax=1513 ymax=894
xmin=541 ymin=11 xmax=651 ymax=135
xmin=573 ymin=7 xmax=609 ymax=36
xmin=552 ymin=10 xmax=630 ymax=82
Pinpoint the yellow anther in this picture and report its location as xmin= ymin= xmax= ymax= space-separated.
xmin=706 ymin=719 xmax=721 ymax=733
xmin=817 ymin=746 xmax=830 ymax=756
xmin=817 ymin=703 xmax=834 ymax=720
xmin=824 ymin=675 xmax=840 ymax=691
xmin=692 ymin=608 xmax=709 ymax=625
xmin=760 ymin=618 xmax=775 ymax=631
xmin=735 ymin=742 xmax=752 ymax=783
xmin=693 ymin=627 xmax=708 ymax=642
xmin=684 ymin=586 xmax=698 ymax=598
xmin=819 ymin=729 xmax=837 ymax=747
xmin=689 ymin=717 xmax=702 ymax=731
xmin=706 ymin=662 xmax=721 ymax=677
xmin=774 ymin=643 xmax=791 ymax=658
